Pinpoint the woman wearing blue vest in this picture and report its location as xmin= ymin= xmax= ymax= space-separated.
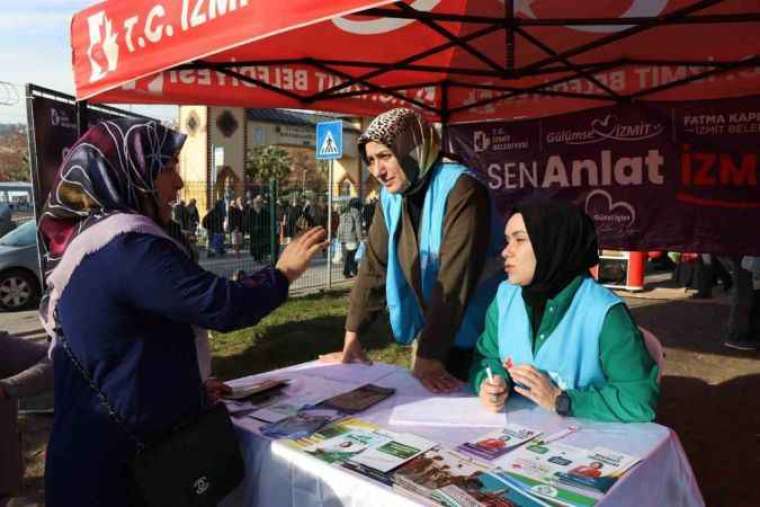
xmin=472 ymin=200 xmax=659 ymax=422
xmin=320 ymin=108 xmax=503 ymax=393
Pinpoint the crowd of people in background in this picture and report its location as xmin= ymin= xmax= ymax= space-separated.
xmin=168 ymin=191 xmax=379 ymax=267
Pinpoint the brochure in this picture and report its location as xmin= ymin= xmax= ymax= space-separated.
xmin=392 ymin=447 xmax=547 ymax=507
xmin=341 ymin=461 xmax=397 ymax=487
xmin=303 ymin=429 xmax=392 ymax=465
xmin=349 ymin=431 xmax=436 ymax=473
xmin=554 ymin=447 xmax=641 ymax=494
xmin=260 ymin=407 xmax=344 ymax=440
xmin=432 ymin=482 xmax=549 ymax=507
xmin=458 ymin=424 xmax=542 ymax=461
xmin=250 ymin=399 xmax=306 ymax=423
xmin=316 ymin=383 xmax=396 ymax=414
xmin=392 ymin=448 xmax=491 ymax=499
xmin=223 ymin=378 xmax=288 ymax=400
xmin=498 ymin=442 xmax=640 ymax=507
xmin=286 ymin=417 xmax=381 ymax=450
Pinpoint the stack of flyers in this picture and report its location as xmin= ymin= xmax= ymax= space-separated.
xmin=457 ymin=424 xmax=542 ymax=461
xmin=287 ymin=417 xmax=381 ymax=450
xmin=392 ymin=447 xmax=548 ymax=507
xmin=260 ymin=407 xmax=344 ymax=440
xmin=348 ymin=431 xmax=436 ymax=473
xmin=554 ymin=447 xmax=641 ymax=495
xmin=498 ymin=442 xmax=640 ymax=507
xmin=303 ymin=428 xmax=392 ymax=465
xmin=432 ymin=481 xmax=550 ymax=507
xmin=341 ymin=461 xmax=397 ymax=487
xmin=251 ymin=398 xmax=310 ymax=423
xmin=223 ymin=378 xmax=288 ymax=400
xmin=391 ymin=448 xmax=491 ymax=499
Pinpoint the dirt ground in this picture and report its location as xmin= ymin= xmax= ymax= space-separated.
xmin=13 ymin=284 xmax=760 ymax=506
xmin=625 ymin=290 xmax=760 ymax=507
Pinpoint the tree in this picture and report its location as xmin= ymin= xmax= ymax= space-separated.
xmin=0 ymin=124 xmax=30 ymax=182
xmin=289 ymin=150 xmax=324 ymax=194
xmin=245 ymin=145 xmax=292 ymax=185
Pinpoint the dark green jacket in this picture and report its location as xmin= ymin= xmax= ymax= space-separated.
xmin=470 ymin=276 xmax=660 ymax=423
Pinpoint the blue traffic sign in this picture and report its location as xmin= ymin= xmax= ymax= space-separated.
xmin=316 ymin=120 xmax=343 ymax=160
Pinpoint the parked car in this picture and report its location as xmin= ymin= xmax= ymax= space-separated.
xmin=0 ymin=203 xmax=14 ymax=237
xmin=0 ymin=220 xmax=42 ymax=311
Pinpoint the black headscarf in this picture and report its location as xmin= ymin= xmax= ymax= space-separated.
xmin=513 ymin=199 xmax=599 ymax=334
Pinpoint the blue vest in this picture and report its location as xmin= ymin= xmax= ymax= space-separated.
xmin=381 ymin=162 xmax=504 ymax=348
xmin=496 ymin=277 xmax=621 ymax=391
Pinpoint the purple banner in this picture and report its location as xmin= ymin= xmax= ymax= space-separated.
xmin=30 ymin=96 xmax=120 ymax=213
xmin=449 ymin=96 xmax=760 ymax=255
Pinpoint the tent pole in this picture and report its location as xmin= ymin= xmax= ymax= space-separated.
xmin=396 ymin=2 xmax=504 ymax=73
xmin=307 ymin=24 xmax=502 ymax=102
xmin=505 ymin=0 xmax=515 ymax=73
xmin=514 ymin=26 xmax=622 ymax=100
xmin=440 ymin=81 xmax=449 ymax=150
xmin=76 ymin=100 xmax=88 ymax=137
xmin=306 ymin=59 xmax=438 ymax=114
xmin=521 ymin=0 xmax=726 ymax=72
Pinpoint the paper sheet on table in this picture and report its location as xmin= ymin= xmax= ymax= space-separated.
xmin=284 ymin=361 xmax=400 ymax=385
xmin=389 ymin=395 xmax=508 ymax=428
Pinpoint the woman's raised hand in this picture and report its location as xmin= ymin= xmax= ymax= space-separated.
xmin=275 ymin=227 xmax=328 ymax=282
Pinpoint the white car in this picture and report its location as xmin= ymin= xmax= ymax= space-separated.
xmin=0 ymin=220 xmax=42 ymax=311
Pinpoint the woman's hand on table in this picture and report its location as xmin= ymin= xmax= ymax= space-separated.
xmin=506 ymin=363 xmax=561 ymax=412
xmin=479 ymin=374 xmax=508 ymax=412
xmin=318 ymin=330 xmax=373 ymax=365
xmin=276 ymin=227 xmax=329 ymax=283
xmin=411 ymin=356 xmax=461 ymax=394
xmin=204 ymin=378 xmax=232 ymax=403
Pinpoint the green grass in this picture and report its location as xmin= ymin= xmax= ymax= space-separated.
xmin=209 ymin=288 xmax=412 ymax=380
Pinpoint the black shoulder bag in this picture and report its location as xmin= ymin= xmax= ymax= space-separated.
xmin=55 ymin=316 xmax=244 ymax=507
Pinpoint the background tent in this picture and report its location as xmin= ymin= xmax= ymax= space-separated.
xmin=70 ymin=0 xmax=760 ymax=123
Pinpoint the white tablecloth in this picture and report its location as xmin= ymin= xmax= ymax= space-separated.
xmin=221 ymin=361 xmax=704 ymax=507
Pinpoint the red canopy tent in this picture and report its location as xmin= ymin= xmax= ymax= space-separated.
xmin=70 ymin=0 xmax=760 ymax=123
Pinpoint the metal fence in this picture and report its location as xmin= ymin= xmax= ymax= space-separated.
xmin=177 ymin=178 xmax=372 ymax=294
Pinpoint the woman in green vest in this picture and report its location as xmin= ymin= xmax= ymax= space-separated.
xmin=473 ymin=200 xmax=659 ymax=422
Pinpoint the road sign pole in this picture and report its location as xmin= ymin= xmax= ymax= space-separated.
xmin=327 ymin=159 xmax=333 ymax=290
xmin=316 ymin=120 xmax=343 ymax=291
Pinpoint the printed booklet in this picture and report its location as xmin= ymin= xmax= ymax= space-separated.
xmin=392 ymin=447 xmax=548 ymax=507
xmin=498 ymin=442 xmax=640 ymax=507
xmin=392 ymin=448 xmax=491 ymax=499
xmin=259 ymin=407 xmax=344 ymax=440
xmin=316 ymin=383 xmax=396 ymax=414
xmin=348 ymin=431 xmax=436 ymax=473
xmin=457 ymin=424 xmax=542 ymax=461
xmin=223 ymin=378 xmax=288 ymax=400
xmin=303 ymin=428 xmax=392 ymax=465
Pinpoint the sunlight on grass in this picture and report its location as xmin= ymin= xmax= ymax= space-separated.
xmin=209 ymin=289 xmax=411 ymax=380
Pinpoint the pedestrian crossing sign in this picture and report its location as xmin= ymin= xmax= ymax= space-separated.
xmin=316 ymin=120 xmax=343 ymax=160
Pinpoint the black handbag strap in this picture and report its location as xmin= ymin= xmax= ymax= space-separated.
xmin=54 ymin=311 xmax=146 ymax=453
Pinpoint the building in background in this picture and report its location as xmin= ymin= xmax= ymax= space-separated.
xmin=178 ymin=106 xmax=372 ymax=216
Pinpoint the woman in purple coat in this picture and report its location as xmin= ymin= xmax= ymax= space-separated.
xmin=38 ymin=119 xmax=326 ymax=507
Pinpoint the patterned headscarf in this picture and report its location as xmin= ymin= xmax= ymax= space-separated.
xmin=38 ymin=118 xmax=186 ymax=275
xmin=358 ymin=108 xmax=441 ymax=195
